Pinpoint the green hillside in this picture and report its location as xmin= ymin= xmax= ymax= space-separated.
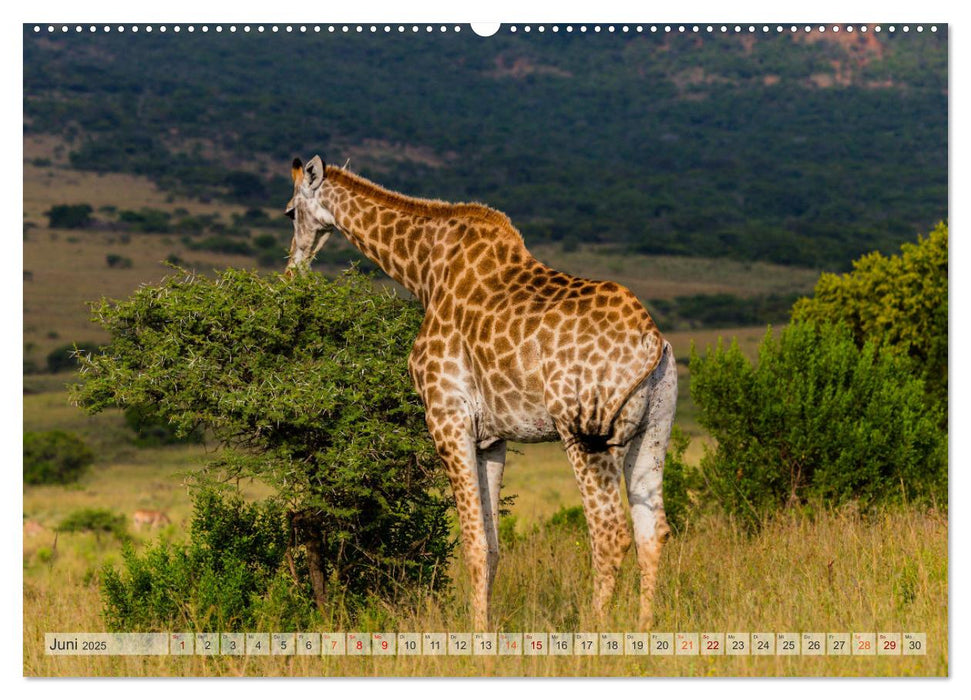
xmin=24 ymin=26 xmax=946 ymax=269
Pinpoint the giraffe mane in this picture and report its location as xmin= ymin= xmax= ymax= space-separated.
xmin=325 ymin=165 xmax=516 ymax=230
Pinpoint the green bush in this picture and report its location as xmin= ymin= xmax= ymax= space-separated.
xmin=74 ymin=268 xmax=455 ymax=611
xmin=59 ymin=507 xmax=127 ymax=539
xmin=45 ymin=203 xmax=93 ymax=229
xmin=252 ymin=233 xmax=279 ymax=250
xmin=23 ymin=430 xmax=94 ymax=485
xmin=101 ymin=490 xmax=316 ymax=631
xmin=792 ymin=223 xmax=948 ymax=407
xmin=546 ymin=505 xmax=587 ymax=532
xmin=118 ymin=208 xmax=171 ymax=233
xmin=690 ymin=323 xmax=946 ymax=523
xmin=106 ymin=253 xmax=133 ymax=269
xmin=46 ymin=341 xmax=100 ymax=374
xmin=659 ymin=425 xmax=696 ymax=534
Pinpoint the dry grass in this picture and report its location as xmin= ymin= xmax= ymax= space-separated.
xmin=24 ymin=471 xmax=948 ymax=677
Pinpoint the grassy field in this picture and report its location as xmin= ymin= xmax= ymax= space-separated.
xmin=22 ymin=156 xmax=946 ymax=677
xmin=22 ymin=386 xmax=948 ymax=677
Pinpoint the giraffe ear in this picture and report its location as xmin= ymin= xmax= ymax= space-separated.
xmin=291 ymin=157 xmax=304 ymax=185
xmin=305 ymin=155 xmax=326 ymax=191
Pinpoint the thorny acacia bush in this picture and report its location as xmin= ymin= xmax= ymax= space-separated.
xmin=73 ymin=268 xmax=455 ymax=620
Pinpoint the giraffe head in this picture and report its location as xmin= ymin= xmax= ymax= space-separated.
xmin=284 ymin=155 xmax=335 ymax=277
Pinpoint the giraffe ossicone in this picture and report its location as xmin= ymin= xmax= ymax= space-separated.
xmin=285 ymin=155 xmax=678 ymax=630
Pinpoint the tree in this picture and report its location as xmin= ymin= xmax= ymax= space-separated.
xmin=45 ymin=204 xmax=93 ymax=229
xmin=73 ymin=268 xmax=454 ymax=611
xmin=791 ymin=222 xmax=948 ymax=407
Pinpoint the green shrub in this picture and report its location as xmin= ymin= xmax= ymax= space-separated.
xmin=660 ymin=425 xmax=696 ymax=534
xmin=498 ymin=514 xmax=522 ymax=546
xmin=106 ymin=253 xmax=133 ymax=269
xmin=791 ymin=223 xmax=948 ymax=407
xmin=74 ymin=268 xmax=455 ymax=612
xmin=45 ymin=203 xmax=93 ymax=229
xmin=118 ymin=208 xmax=171 ymax=233
xmin=546 ymin=505 xmax=586 ymax=531
xmin=101 ymin=490 xmax=316 ymax=631
xmin=23 ymin=430 xmax=94 ymax=485
xmin=59 ymin=507 xmax=127 ymax=539
xmin=690 ymin=323 xmax=946 ymax=523
xmin=46 ymin=341 xmax=100 ymax=374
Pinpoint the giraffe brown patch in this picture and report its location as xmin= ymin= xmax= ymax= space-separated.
xmin=494 ymin=336 xmax=513 ymax=356
xmin=466 ymin=241 xmax=488 ymax=262
xmin=360 ymin=207 xmax=377 ymax=230
xmin=511 ymin=290 xmax=531 ymax=306
xmin=478 ymin=257 xmax=497 ymax=275
xmin=523 ymin=315 xmax=540 ymax=337
xmin=477 ymin=316 xmax=494 ymax=343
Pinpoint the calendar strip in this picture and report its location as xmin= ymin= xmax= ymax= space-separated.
xmin=45 ymin=632 xmax=927 ymax=656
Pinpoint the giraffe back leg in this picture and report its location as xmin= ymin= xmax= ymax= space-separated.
xmin=563 ymin=441 xmax=632 ymax=623
xmin=426 ymin=407 xmax=493 ymax=630
xmin=477 ymin=440 xmax=506 ymax=594
xmin=622 ymin=340 xmax=677 ymax=630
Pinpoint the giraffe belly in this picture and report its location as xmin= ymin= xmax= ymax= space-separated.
xmin=480 ymin=398 xmax=559 ymax=444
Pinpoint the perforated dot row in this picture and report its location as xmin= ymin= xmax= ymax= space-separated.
xmin=31 ymin=24 xmax=939 ymax=35
xmin=509 ymin=24 xmax=936 ymax=34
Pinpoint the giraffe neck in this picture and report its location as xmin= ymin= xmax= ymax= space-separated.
xmin=317 ymin=169 xmax=434 ymax=304
xmin=318 ymin=167 xmax=515 ymax=306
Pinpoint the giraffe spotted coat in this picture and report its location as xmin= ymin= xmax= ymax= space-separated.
xmin=286 ymin=156 xmax=678 ymax=630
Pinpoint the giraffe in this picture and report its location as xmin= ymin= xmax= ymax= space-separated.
xmin=284 ymin=155 xmax=678 ymax=631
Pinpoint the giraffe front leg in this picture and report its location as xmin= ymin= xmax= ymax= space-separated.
xmin=427 ymin=409 xmax=493 ymax=630
xmin=564 ymin=443 xmax=632 ymax=624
